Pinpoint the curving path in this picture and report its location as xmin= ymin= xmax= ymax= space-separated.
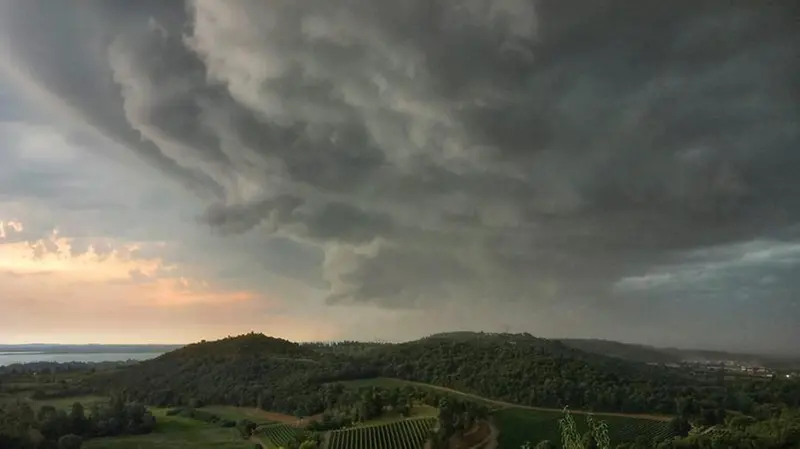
xmin=388 ymin=379 xmax=672 ymax=422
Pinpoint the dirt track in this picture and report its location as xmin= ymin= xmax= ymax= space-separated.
xmin=394 ymin=379 xmax=672 ymax=422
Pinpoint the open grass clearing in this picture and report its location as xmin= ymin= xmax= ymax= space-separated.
xmin=84 ymin=409 xmax=251 ymax=449
xmin=202 ymin=405 xmax=302 ymax=426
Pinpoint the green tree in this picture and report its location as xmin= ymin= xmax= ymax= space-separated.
xmin=668 ymin=416 xmax=691 ymax=437
xmin=534 ymin=440 xmax=556 ymax=449
xmin=558 ymin=410 xmax=611 ymax=449
xmin=69 ymin=402 xmax=87 ymax=435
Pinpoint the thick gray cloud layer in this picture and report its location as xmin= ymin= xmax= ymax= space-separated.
xmin=1 ymin=0 xmax=798 ymax=352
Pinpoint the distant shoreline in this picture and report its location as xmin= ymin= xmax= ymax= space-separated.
xmin=0 ymin=344 xmax=182 ymax=355
xmin=0 ymin=351 xmax=167 ymax=367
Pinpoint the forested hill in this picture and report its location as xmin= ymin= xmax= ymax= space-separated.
xmin=557 ymin=338 xmax=800 ymax=368
xmin=357 ymin=333 xmax=696 ymax=413
xmin=557 ymin=338 xmax=681 ymax=364
xmin=91 ymin=332 xmax=800 ymax=421
xmin=157 ymin=332 xmax=316 ymax=361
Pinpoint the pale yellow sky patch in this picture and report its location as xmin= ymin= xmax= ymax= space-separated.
xmin=0 ymin=220 xmax=340 ymax=344
xmin=0 ymin=220 xmax=263 ymax=308
xmin=0 ymin=272 xmax=339 ymax=344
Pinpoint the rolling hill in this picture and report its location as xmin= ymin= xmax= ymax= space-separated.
xmin=557 ymin=339 xmax=681 ymax=364
xmin=89 ymin=331 xmax=800 ymax=424
xmin=557 ymin=338 xmax=800 ymax=369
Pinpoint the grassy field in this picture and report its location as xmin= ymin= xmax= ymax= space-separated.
xmin=494 ymin=408 xmax=674 ymax=449
xmin=83 ymin=408 xmax=252 ymax=449
xmin=201 ymin=405 xmax=282 ymax=426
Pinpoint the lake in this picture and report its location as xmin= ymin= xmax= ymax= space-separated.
xmin=0 ymin=352 xmax=164 ymax=366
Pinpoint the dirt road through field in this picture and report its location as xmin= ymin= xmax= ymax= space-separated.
xmin=395 ymin=379 xmax=672 ymax=422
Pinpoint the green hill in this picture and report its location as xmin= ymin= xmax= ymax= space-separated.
xmin=159 ymin=332 xmax=315 ymax=360
xmin=557 ymin=338 xmax=680 ymax=364
xmin=91 ymin=332 xmax=800 ymax=422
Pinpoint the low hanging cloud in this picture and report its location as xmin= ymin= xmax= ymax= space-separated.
xmin=0 ymin=0 xmax=798 ymax=351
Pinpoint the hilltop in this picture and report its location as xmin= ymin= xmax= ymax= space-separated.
xmin=557 ymin=338 xmax=681 ymax=364
xmin=557 ymin=338 xmax=800 ymax=369
xmin=159 ymin=332 xmax=315 ymax=360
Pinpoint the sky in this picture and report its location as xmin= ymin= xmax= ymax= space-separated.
xmin=0 ymin=1 xmax=797 ymax=353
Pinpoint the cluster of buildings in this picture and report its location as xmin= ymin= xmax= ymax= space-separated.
xmin=649 ymin=359 xmax=784 ymax=378
xmin=684 ymin=360 xmax=775 ymax=377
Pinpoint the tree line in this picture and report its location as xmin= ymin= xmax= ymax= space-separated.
xmin=0 ymin=395 xmax=156 ymax=449
xmin=90 ymin=333 xmax=799 ymax=425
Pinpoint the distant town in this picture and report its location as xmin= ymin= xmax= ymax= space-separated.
xmin=649 ymin=359 xmax=798 ymax=379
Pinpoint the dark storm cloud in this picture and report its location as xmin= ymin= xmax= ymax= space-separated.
xmin=1 ymin=0 xmax=798 ymax=350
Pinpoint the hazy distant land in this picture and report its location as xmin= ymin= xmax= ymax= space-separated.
xmin=0 ymin=344 xmax=182 ymax=366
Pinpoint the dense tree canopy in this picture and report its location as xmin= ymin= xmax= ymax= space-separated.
xmin=4 ymin=333 xmax=800 ymax=449
xmin=90 ymin=333 xmax=799 ymax=423
xmin=0 ymin=395 xmax=155 ymax=449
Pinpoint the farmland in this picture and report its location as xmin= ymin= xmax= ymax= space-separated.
xmin=494 ymin=408 xmax=674 ymax=449
xmin=201 ymin=405 xmax=282 ymax=426
xmin=327 ymin=417 xmax=437 ymax=449
xmin=259 ymin=423 xmax=304 ymax=447
xmin=336 ymin=377 xmax=505 ymax=409
xmin=336 ymin=377 xmax=677 ymax=448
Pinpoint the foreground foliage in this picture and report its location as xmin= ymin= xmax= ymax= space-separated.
xmin=535 ymin=408 xmax=800 ymax=449
xmin=496 ymin=408 xmax=672 ymax=449
xmin=0 ymin=395 xmax=156 ymax=449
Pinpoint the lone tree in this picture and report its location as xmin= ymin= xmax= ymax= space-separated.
xmin=521 ymin=409 xmax=611 ymax=449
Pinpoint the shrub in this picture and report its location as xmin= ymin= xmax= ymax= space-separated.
xmin=57 ymin=434 xmax=82 ymax=449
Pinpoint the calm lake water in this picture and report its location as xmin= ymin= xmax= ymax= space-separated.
xmin=0 ymin=352 xmax=164 ymax=366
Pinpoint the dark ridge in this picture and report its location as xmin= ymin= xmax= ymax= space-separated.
xmin=89 ymin=332 xmax=800 ymax=420
xmin=557 ymin=338 xmax=680 ymax=364
xmin=158 ymin=332 xmax=314 ymax=361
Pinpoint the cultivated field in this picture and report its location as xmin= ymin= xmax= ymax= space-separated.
xmin=258 ymin=423 xmax=304 ymax=447
xmin=201 ymin=405 xmax=286 ymax=426
xmin=327 ymin=417 xmax=437 ymax=449
xmin=338 ymin=377 xmax=675 ymax=449
xmin=494 ymin=408 xmax=674 ymax=449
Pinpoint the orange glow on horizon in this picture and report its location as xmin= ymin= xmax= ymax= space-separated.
xmin=0 ymin=219 xmax=340 ymax=344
